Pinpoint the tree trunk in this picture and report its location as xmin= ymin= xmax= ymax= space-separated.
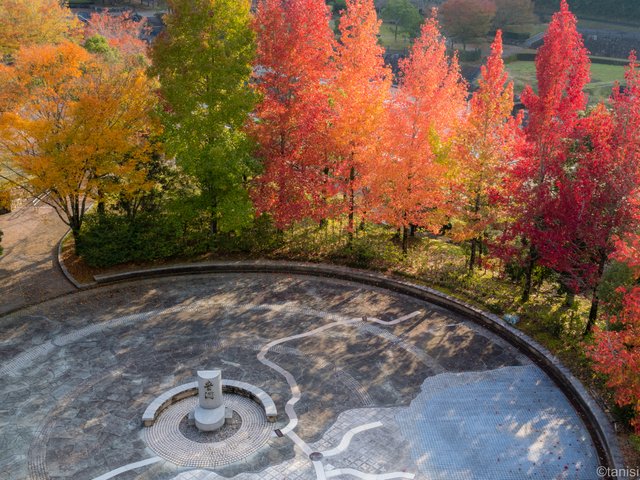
xmin=522 ymin=244 xmax=537 ymax=303
xmin=402 ymin=225 xmax=408 ymax=256
xmin=347 ymin=165 xmax=355 ymax=244
xmin=584 ymin=288 xmax=600 ymax=337
xmin=394 ymin=23 xmax=399 ymax=42
xmin=210 ymin=195 xmax=218 ymax=236
xmin=584 ymin=252 xmax=607 ymax=336
xmin=469 ymin=238 xmax=477 ymax=271
xmin=410 ymin=224 xmax=416 ymax=236
xmin=469 ymin=193 xmax=482 ymax=271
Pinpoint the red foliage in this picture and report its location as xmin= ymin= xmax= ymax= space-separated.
xmin=588 ymin=248 xmax=640 ymax=433
xmin=586 ymin=54 xmax=640 ymax=431
xmin=251 ymin=0 xmax=336 ymax=229
xmin=497 ymin=0 xmax=590 ymax=297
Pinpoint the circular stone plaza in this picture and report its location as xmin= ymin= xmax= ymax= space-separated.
xmin=0 ymin=266 xmax=619 ymax=480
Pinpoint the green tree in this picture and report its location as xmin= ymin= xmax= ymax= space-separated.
xmin=493 ymin=0 xmax=536 ymax=30
xmin=440 ymin=0 xmax=497 ymax=50
xmin=381 ymin=0 xmax=422 ymax=42
xmin=151 ymin=0 xmax=257 ymax=236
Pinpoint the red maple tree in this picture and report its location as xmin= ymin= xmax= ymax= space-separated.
xmin=251 ymin=0 xmax=336 ymax=229
xmin=499 ymin=0 xmax=590 ymax=301
xmin=545 ymin=52 xmax=640 ymax=333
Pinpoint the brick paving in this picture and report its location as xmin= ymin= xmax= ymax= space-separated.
xmin=0 ymin=203 xmax=75 ymax=315
xmin=0 ymin=274 xmax=599 ymax=479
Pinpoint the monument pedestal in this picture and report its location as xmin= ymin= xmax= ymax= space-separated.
xmin=194 ymin=370 xmax=226 ymax=432
xmin=194 ymin=404 xmax=226 ymax=431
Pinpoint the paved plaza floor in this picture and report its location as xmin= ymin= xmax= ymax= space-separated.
xmin=0 ymin=273 xmax=599 ymax=479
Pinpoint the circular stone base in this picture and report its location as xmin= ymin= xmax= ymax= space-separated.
xmin=179 ymin=411 xmax=242 ymax=444
xmin=144 ymin=394 xmax=272 ymax=468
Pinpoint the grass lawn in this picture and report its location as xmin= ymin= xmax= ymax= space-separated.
xmin=577 ymin=18 xmax=640 ymax=33
xmin=504 ymin=23 xmax=548 ymax=36
xmin=506 ymin=60 xmax=628 ymax=104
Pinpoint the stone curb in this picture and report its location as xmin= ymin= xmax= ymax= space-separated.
xmin=142 ymin=380 xmax=277 ymax=427
xmin=93 ymin=260 xmax=625 ymax=476
xmin=56 ymin=229 xmax=96 ymax=289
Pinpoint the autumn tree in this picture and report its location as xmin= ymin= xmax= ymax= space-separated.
xmin=452 ymin=30 xmax=520 ymax=270
xmin=543 ymin=53 xmax=640 ymax=334
xmin=587 ymin=233 xmax=640 ymax=433
xmin=370 ymin=12 xmax=466 ymax=254
xmin=85 ymin=10 xmax=149 ymax=58
xmin=151 ymin=0 xmax=257 ymax=235
xmin=251 ymin=0 xmax=336 ymax=229
xmin=440 ymin=0 xmax=497 ymax=50
xmin=500 ymin=0 xmax=590 ymax=302
xmin=0 ymin=42 xmax=159 ymax=242
xmin=333 ymin=0 xmax=391 ymax=239
xmin=0 ymin=0 xmax=82 ymax=59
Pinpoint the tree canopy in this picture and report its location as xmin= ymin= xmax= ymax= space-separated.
xmin=151 ymin=0 xmax=257 ymax=235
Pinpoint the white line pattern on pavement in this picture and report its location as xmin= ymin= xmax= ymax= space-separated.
xmin=257 ymin=310 xmax=422 ymax=479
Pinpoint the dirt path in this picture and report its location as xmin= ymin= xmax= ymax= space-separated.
xmin=0 ymin=203 xmax=76 ymax=315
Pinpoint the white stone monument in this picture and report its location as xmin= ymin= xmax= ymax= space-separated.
xmin=194 ymin=370 xmax=227 ymax=431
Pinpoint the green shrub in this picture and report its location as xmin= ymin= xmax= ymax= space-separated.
xmin=598 ymin=260 xmax=636 ymax=317
xmin=457 ymin=49 xmax=482 ymax=62
xmin=77 ymin=211 xmax=209 ymax=268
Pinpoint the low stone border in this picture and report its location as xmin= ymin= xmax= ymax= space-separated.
xmin=94 ymin=260 xmax=626 ymax=476
xmin=142 ymin=379 xmax=277 ymax=427
xmin=56 ymin=229 xmax=95 ymax=289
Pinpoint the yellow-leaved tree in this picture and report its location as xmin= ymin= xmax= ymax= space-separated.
xmin=0 ymin=0 xmax=82 ymax=59
xmin=0 ymin=41 xmax=159 ymax=243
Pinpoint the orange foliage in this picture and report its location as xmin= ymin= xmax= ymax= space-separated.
xmin=369 ymin=12 xmax=466 ymax=251
xmin=251 ymin=0 xmax=336 ymax=228
xmin=0 ymin=42 xmax=159 ymax=238
xmin=451 ymin=31 xmax=521 ymax=267
xmin=332 ymin=0 xmax=392 ymax=233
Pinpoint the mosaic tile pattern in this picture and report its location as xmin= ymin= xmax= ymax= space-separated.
xmin=0 ymin=273 xmax=600 ymax=479
xmin=144 ymin=395 xmax=272 ymax=468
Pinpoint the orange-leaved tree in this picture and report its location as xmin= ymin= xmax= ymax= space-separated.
xmin=251 ymin=0 xmax=336 ymax=229
xmin=369 ymin=11 xmax=466 ymax=254
xmin=0 ymin=0 xmax=82 ymax=59
xmin=332 ymin=0 xmax=391 ymax=240
xmin=0 ymin=42 xmax=159 ymax=242
xmin=452 ymin=30 xmax=521 ymax=269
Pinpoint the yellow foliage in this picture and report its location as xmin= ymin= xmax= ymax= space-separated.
xmin=0 ymin=41 xmax=160 ymax=234
xmin=0 ymin=0 xmax=82 ymax=57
